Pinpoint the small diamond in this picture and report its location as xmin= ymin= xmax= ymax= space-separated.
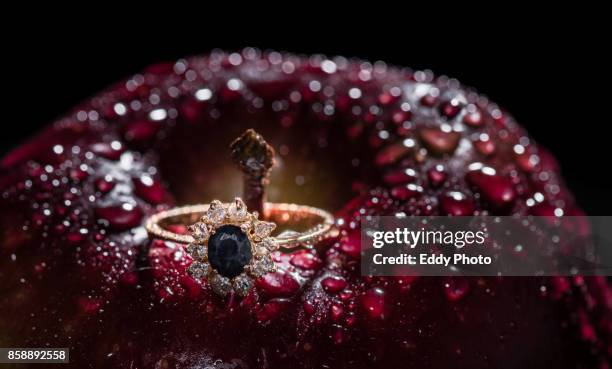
xmin=209 ymin=273 xmax=232 ymax=296
xmin=186 ymin=243 xmax=207 ymax=260
xmin=227 ymin=198 xmax=248 ymax=220
xmin=233 ymin=274 xmax=253 ymax=297
xmin=255 ymin=245 xmax=268 ymax=257
xmin=255 ymin=238 xmax=277 ymax=256
xmin=260 ymin=238 xmax=278 ymax=251
xmin=187 ymin=261 xmax=209 ymax=280
xmin=253 ymin=221 xmax=276 ymax=239
xmin=189 ymin=222 xmax=209 ymax=241
xmin=206 ymin=200 xmax=226 ymax=224
xmin=249 ymin=255 xmax=275 ymax=277
xmin=240 ymin=223 xmax=251 ymax=232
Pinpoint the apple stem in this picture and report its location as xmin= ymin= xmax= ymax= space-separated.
xmin=230 ymin=129 xmax=275 ymax=216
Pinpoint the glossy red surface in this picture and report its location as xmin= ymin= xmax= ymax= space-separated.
xmin=0 ymin=49 xmax=610 ymax=368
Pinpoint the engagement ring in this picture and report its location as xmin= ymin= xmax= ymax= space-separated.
xmin=146 ymin=198 xmax=335 ymax=296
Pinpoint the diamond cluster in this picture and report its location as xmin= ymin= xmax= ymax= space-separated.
xmin=184 ymin=198 xmax=278 ymax=297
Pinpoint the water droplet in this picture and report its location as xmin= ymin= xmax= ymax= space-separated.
xmin=256 ymin=300 xmax=287 ymax=322
xmin=383 ymin=168 xmax=417 ymax=185
xmin=444 ymin=278 xmax=469 ymax=301
xmin=321 ymin=276 xmax=348 ymax=293
xmin=439 ymin=100 xmax=463 ymax=119
xmin=90 ymin=142 xmax=124 ymax=160
xmin=95 ymin=204 xmax=143 ymax=231
xmin=375 ymin=143 xmax=413 ymax=166
xmin=474 ymin=135 xmax=496 ymax=156
xmin=420 ymin=128 xmax=460 ymax=155
xmin=95 ymin=177 xmax=115 ymax=194
xmin=360 ymin=287 xmax=385 ymax=320
xmin=133 ymin=176 xmax=165 ymax=204
xmin=420 ymin=94 xmax=437 ymax=107
xmin=390 ymin=184 xmax=423 ymax=201
xmin=290 ymin=250 xmax=322 ymax=270
xmin=256 ymin=271 xmax=300 ymax=297
xmin=463 ymin=105 xmax=483 ymax=127
xmin=439 ymin=192 xmax=475 ymax=216
xmin=427 ymin=165 xmax=447 ymax=187
xmin=330 ymin=304 xmax=344 ymax=322
xmin=467 ymin=170 xmax=516 ymax=212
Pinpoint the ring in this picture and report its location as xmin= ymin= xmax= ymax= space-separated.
xmin=145 ymin=198 xmax=335 ymax=296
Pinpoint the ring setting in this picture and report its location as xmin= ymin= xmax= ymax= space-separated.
xmin=186 ymin=198 xmax=278 ymax=296
xmin=146 ymin=197 xmax=335 ymax=297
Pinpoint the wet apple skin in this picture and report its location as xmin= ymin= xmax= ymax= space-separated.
xmin=0 ymin=50 xmax=609 ymax=368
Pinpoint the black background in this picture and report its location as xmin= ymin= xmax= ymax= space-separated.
xmin=3 ymin=25 xmax=609 ymax=213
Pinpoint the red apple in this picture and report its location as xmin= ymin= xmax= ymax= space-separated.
xmin=0 ymin=49 xmax=609 ymax=368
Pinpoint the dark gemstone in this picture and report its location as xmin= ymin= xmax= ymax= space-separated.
xmin=208 ymin=225 xmax=253 ymax=278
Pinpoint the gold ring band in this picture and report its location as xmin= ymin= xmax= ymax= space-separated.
xmin=145 ymin=202 xmax=335 ymax=248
